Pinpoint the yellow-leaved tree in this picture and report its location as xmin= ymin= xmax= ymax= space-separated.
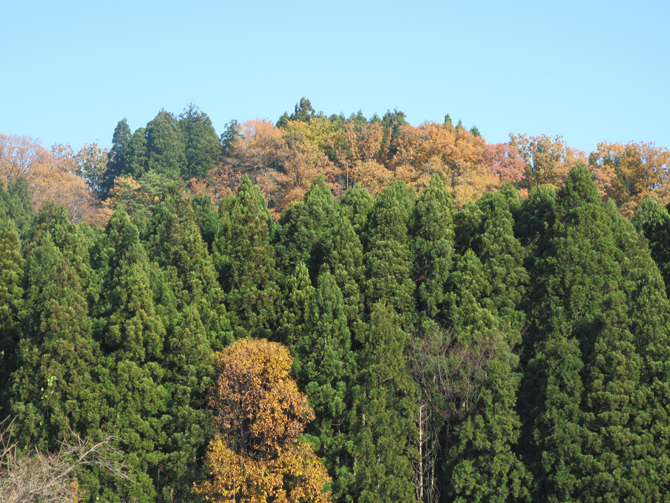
xmin=193 ymin=338 xmax=332 ymax=503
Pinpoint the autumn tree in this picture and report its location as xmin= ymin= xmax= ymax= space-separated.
xmin=75 ymin=142 xmax=109 ymax=198
xmin=589 ymin=141 xmax=670 ymax=217
xmin=482 ymin=142 xmax=525 ymax=184
xmin=0 ymin=135 xmax=107 ymax=225
xmin=509 ymin=133 xmax=585 ymax=192
xmin=275 ymin=118 xmax=339 ymax=211
xmin=193 ymin=338 xmax=332 ymax=503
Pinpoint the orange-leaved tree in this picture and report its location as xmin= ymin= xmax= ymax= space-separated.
xmin=193 ymin=338 xmax=332 ymax=503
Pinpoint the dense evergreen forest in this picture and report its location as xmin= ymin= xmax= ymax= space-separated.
xmin=2 ymin=100 xmax=670 ymax=502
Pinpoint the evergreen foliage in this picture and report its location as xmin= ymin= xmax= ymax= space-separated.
xmin=102 ymin=118 xmax=132 ymax=197
xmin=296 ymin=271 xmax=356 ymax=501
xmin=179 ymin=103 xmax=221 ymax=179
xmin=0 ymin=218 xmax=24 ymax=414
xmin=0 ymin=177 xmax=34 ymax=242
xmin=273 ymin=175 xmax=340 ymax=283
xmin=519 ymin=166 xmax=669 ymax=501
xmin=340 ymin=183 xmax=374 ymax=242
xmin=11 ymin=233 xmax=104 ymax=451
xmin=6 ymin=119 xmax=670 ymax=503
xmin=349 ymin=302 xmax=419 ymax=503
xmin=364 ymin=180 xmax=416 ymax=322
xmin=213 ymin=175 xmax=280 ymax=338
xmin=409 ymin=173 xmax=455 ymax=320
xmin=320 ymin=212 xmax=365 ymax=328
xmin=126 ymin=127 xmax=149 ymax=178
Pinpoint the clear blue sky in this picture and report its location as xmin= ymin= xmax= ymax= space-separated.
xmin=1 ymin=0 xmax=668 ymax=154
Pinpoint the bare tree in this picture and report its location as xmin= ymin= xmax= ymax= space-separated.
xmin=0 ymin=418 xmax=130 ymax=503
xmin=408 ymin=325 xmax=512 ymax=503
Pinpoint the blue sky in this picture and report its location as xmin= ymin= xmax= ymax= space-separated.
xmin=1 ymin=0 xmax=668 ymax=154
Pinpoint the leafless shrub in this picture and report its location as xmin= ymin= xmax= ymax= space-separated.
xmin=408 ymin=325 xmax=513 ymax=503
xmin=0 ymin=418 xmax=130 ymax=503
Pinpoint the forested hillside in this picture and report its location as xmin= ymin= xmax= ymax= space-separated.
xmin=2 ymin=100 xmax=670 ymax=502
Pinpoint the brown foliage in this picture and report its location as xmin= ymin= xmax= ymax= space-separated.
xmin=0 ymin=134 xmax=110 ymax=225
xmin=0 ymin=418 xmax=128 ymax=503
xmin=187 ymin=165 xmax=244 ymax=204
xmin=194 ymin=338 xmax=331 ymax=503
xmin=589 ymin=141 xmax=670 ymax=218
xmin=482 ymin=143 xmax=525 ymax=183
xmin=509 ymin=133 xmax=586 ymax=191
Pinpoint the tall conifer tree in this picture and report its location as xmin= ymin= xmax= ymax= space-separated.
xmin=11 ymin=233 xmax=104 ymax=451
xmin=102 ymin=118 xmax=132 ymax=198
xmin=409 ymin=174 xmax=455 ymax=321
xmin=340 ymin=183 xmax=374 ymax=244
xmin=273 ymin=175 xmax=340 ymax=283
xmin=213 ymin=176 xmax=280 ymax=338
xmin=349 ymin=302 xmax=419 ymax=503
xmin=442 ymin=250 xmax=530 ymax=502
xmin=0 ymin=218 xmax=24 ymax=415
xmin=520 ymin=166 xmax=666 ymax=501
xmin=146 ymin=110 xmax=185 ymax=180
xmin=297 ymin=271 xmax=357 ymax=501
xmin=321 ymin=212 xmax=365 ymax=328
xmin=179 ymin=103 xmax=221 ymax=179
xmin=364 ymin=180 xmax=416 ymax=323
xmin=126 ymin=127 xmax=149 ymax=178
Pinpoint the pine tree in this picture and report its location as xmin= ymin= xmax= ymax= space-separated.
xmin=147 ymin=195 xmax=224 ymax=501
xmin=87 ymin=208 xmax=169 ymax=501
xmin=296 ymin=271 xmax=357 ymax=501
xmin=277 ymin=261 xmax=314 ymax=350
xmin=442 ymin=251 xmax=531 ymax=502
xmin=409 ymin=173 xmax=455 ymax=320
xmin=191 ymin=194 xmax=221 ymax=253
xmin=10 ymin=233 xmax=104 ymax=451
xmin=0 ymin=218 xmax=24 ymax=415
xmin=2 ymin=177 xmax=34 ymax=242
xmin=632 ymin=198 xmax=670 ymax=295
xmin=340 ymin=183 xmax=374 ymax=243
xmin=321 ymin=212 xmax=365 ymax=328
xmin=220 ymin=119 xmax=240 ymax=160
xmin=179 ymin=103 xmax=221 ymax=179
xmin=519 ymin=166 xmax=665 ymax=501
xmin=149 ymin=192 xmax=228 ymax=348
xmin=126 ymin=127 xmax=148 ymax=178
xmin=146 ymin=110 xmax=185 ymax=180
xmin=475 ymin=190 xmax=529 ymax=333
xmin=213 ymin=176 xmax=280 ymax=338
xmin=364 ymin=179 xmax=416 ymax=323
xmin=102 ymin=118 xmax=132 ymax=198
xmin=349 ymin=302 xmax=419 ymax=503
xmin=273 ymin=175 xmax=340 ymax=283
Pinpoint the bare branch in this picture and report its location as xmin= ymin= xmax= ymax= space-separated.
xmin=0 ymin=419 xmax=130 ymax=503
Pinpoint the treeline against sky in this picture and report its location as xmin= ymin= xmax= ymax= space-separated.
xmin=3 ymin=101 xmax=670 ymax=501
xmin=1 ymin=98 xmax=669 ymax=226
